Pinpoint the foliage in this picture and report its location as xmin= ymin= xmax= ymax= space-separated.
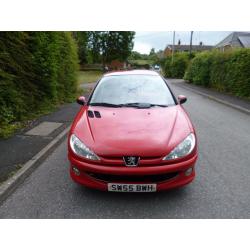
xmin=164 ymin=53 xmax=190 ymax=78
xmin=73 ymin=32 xmax=88 ymax=64
xmin=128 ymin=51 xmax=152 ymax=61
xmin=148 ymin=48 xmax=158 ymax=62
xmin=100 ymin=31 xmax=135 ymax=63
xmin=184 ymin=51 xmax=212 ymax=86
xmin=128 ymin=51 xmax=155 ymax=69
xmin=128 ymin=50 xmax=158 ymax=62
xmin=86 ymin=32 xmax=102 ymax=63
xmin=184 ymin=49 xmax=250 ymax=98
xmin=0 ymin=32 xmax=79 ymax=137
xmin=74 ymin=31 xmax=135 ymax=65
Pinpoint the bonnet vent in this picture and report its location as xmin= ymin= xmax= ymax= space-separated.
xmin=87 ymin=110 xmax=94 ymax=118
xmin=94 ymin=111 xmax=101 ymax=118
xmin=87 ymin=110 xmax=101 ymax=118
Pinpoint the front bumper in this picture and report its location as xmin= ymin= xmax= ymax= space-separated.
xmin=68 ymin=153 xmax=198 ymax=192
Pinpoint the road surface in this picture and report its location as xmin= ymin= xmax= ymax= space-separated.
xmin=1 ymin=80 xmax=250 ymax=218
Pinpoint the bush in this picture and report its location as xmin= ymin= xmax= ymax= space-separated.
xmin=209 ymin=51 xmax=231 ymax=91
xmin=224 ymin=49 xmax=250 ymax=97
xmin=0 ymin=32 xmax=79 ymax=137
xmin=184 ymin=51 xmax=213 ymax=87
xmin=184 ymin=49 xmax=250 ymax=98
xmin=0 ymin=32 xmax=34 ymax=123
xmin=164 ymin=53 xmax=189 ymax=78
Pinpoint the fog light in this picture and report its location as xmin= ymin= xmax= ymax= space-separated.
xmin=72 ymin=166 xmax=80 ymax=176
xmin=185 ymin=167 xmax=193 ymax=176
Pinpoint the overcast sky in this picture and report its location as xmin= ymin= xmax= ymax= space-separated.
xmin=133 ymin=31 xmax=232 ymax=54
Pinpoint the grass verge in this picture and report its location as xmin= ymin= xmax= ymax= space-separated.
xmin=0 ymin=101 xmax=59 ymax=139
xmin=77 ymin=70 xmax=103 ymax=84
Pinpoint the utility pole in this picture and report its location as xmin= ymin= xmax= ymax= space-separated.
xmin=172 ymin=31 xmax=175 ymax=64
xmin=189 ymin=31 xmax=193 ymax=58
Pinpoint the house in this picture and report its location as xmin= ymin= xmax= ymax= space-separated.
xmin=164 ymin=44 xmax=213 ymax=56
xmin=107 ymin=59 xmax=127 ymax=71
xmin=216 ymin=32 xmax=250 ymax=51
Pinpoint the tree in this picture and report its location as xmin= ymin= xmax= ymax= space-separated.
xmin=128 ymin=51 xmax=142 ymax=60
xmin=100 ymin=31 xmax=135 ymax=64
xmin=87 ymin=32 xmax=102 ymax=63
xmin=72 ymin=31 xmax=135 ymax=65
xmin=149 ymin=48 xmax=155 ymax=55
xmin=148 ymin=48 xmax=158 ymax=62
xmin=72 ymin=32 xmax=88 ymax=64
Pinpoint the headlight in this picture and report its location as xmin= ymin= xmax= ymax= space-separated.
xmin=163 ymin=133 xmax=196 ymax=160
xmin=70 ymin=134 xmax=100 ymax=161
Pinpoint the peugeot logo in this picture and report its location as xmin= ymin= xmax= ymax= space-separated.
xmin=123 ymin=156 xmax=140 ymax=167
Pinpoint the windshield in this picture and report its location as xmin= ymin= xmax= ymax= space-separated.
xmin=89 ymin=75 xmax=176 ymax=107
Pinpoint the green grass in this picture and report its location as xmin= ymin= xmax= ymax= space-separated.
xmin=0 ymin=100 xmax=58 ymax=139
xmin=0 ymin=123 xmax=23 ymax=139
xmin=77 ymin=70 xmax=103 ymax=84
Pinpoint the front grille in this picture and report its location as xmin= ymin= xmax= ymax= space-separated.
xmin=99 ymin=155 xmax=165 ymax=167
xmin=101 ymin=156 xmax=161 ymax=161
xmin=86 ymin=172 xmax=179 ymax=183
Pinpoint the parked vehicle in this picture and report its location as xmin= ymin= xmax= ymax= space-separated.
xmin=68 ymin=70 xmax=198 ymax=192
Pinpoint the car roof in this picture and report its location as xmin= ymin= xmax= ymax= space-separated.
xmin=103 ymin=70 xmax=159 ymax=77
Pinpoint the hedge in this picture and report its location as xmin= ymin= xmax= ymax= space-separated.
xmin=0 ymin=32 xmax=79 ymax=137
xmin=184 ymin=51 xmax=212 ymax=87
xmin=184 ymin=49 xmax=250 ymax=98
xmin=164 ymin=53 xmax=190 ymax=78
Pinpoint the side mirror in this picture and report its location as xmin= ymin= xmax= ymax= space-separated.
xmin=77 ymin=96 xmax=86 ymax=105
xmin=178 ymin=95 xmax=187 ymax=105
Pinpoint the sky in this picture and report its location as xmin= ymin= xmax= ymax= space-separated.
xmin=133 ymin=31 xmax=232 ymax=54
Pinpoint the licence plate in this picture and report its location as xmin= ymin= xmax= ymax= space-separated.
xmin=108 ymin=183 xmax=157 ymax=192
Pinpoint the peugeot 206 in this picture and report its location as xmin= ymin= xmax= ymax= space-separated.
xmin=68 ymin=70 xmax=198 ymax=192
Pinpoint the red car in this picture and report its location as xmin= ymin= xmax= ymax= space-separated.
xmin=68 ymin=70 xmax=198 ymax=192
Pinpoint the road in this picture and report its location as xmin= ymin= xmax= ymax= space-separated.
xmin=1 ymin=80 xmax=250 ymax=218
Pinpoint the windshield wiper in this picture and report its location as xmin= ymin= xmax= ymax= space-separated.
xmin=121 ymin=103 xmax=168 ymax=108
xmin=89 ymin=102 xmax=122 ymax=107
xmin=149 ymin=104 xmax=168 ymax=107
xmin=90 ymin=102 xmax=168 ymax=108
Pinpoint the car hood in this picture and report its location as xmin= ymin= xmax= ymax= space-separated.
xmin=73 ymin=106 xmax=193 ymax=157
